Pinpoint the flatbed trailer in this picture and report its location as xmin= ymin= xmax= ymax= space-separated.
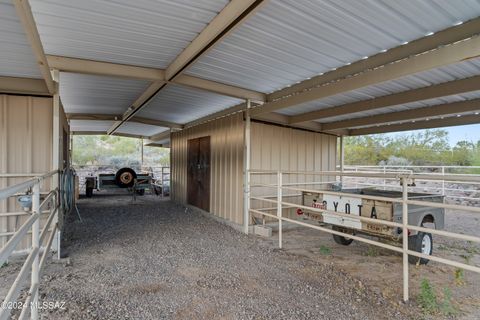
xmin=85 ymin=167 xmax=152 ymax=197
xmin=297 ymin=188 xmax=445 ymax=265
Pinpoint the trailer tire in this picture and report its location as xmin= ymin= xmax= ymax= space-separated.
xmin=332 ymin=226 xmax=354 ymax=246
xmin=115 ymin=167 xmax=137 ymax=188
xmin=86 ymin=187 xmax=93 ymax=198
xmin=408 ymin=232 xmax=432 ymax=265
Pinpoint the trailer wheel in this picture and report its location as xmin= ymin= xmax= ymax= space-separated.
xmin=408 ymin=232 xmax=432 ymax=265
xmin=332 ymin=226 xmax=354 ymax=246
xmin=86 ymin=187 xmax=93 ymax=198
xmin=115 ymin=167 xmax=137 ymax=188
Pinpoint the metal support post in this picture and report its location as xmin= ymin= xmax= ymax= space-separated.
xmin=31 ymin=182 xmax=40 ymax=319
xmin=339 ymin=136 xmax=344 ymax=185
xmin=402 ymin=177 xmax=409 ymax=302
xmin=243 ymin=99 xmax=251 ymax=234
xmin=277 ymin=171 xmax=282 ymax=249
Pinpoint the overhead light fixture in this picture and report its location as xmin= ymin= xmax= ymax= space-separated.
xmin=425 ymin=31 xmax=434 ymax=36
xmin=453 ymin=21 xmax=463 ymax=26
xmin=475 ymin=112 xmax=479 ymax=115
xmin=380 ymin=49 xmax=387 ymax=53
xmin=457 ymin=114 xmax=461 ymax=117
xmin=402 ymin=41 xmax=409 ymax=45
xmin=362 ymin=56 xmax=368 ymax=60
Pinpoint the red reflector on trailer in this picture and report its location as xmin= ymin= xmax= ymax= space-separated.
xmin=296 ymin=208 xmax=303 ymax=215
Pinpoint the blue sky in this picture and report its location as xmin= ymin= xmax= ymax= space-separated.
xmin=384 ymin=123 xmax=480 ymax=146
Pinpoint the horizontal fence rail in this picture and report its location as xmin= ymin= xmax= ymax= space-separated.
xmin=247 ymin=169 xmax=480 ymax=302
xmin=0 ymin=170 xmax=63 ymax=320
xmin=340 ymin=165 xmax=480 ymax=202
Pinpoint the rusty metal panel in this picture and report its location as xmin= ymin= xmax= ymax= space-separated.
xmin=0 ymin=95 xmax=54 ymax=249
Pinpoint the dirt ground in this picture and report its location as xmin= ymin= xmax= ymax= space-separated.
xmin=260 ymin=208 xmax=480 ymax=319
xmin=0 ymin=192 xmax=420 ymax=320
xmin=0 ymin=192 xmax=478 ymax=319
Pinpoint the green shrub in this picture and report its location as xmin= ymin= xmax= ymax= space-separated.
xmin=418 ymin=278 xmax=438 ymax=314
xmin=440 ymin=287 xmax=458 ymax=316
xmin=319 ymin=245 xmax=332 ymax=255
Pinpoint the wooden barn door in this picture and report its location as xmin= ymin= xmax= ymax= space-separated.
xmin=187 ymin=136 xmax=210 ymax=211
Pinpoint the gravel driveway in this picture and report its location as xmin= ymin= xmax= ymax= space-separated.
xmin=27 ymin=194 xmax=417 ymax=319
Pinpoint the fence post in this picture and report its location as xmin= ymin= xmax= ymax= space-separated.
xmin=243 ymin=99 xmax=251 ymax=234
xmin=401 ymin=177 xmax=409 ymax=302
xmin=383 ymin=166 xmax=386 ymax=190
xmin=277 ymin=171 xmax=282 ymax=249
xmin=441 ymin=166 xmax=445 ymax=196
xmin=31 ymin=182 xmax=40 ymax=319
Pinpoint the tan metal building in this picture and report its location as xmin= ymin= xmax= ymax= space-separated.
xmin=0 ymin=94 xmax=69 ymax=250
xmin=171 ymin=113 xmax=337 ymax=226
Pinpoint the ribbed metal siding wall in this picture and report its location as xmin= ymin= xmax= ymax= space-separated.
xmin=0 ymin=95 xmax=53 ymax=249
xmin=171 ymin=113 xmax=245 ymax=224
xmin=171 ymin=114 xmax=337 ymax=226
xmin=250 ymin=122 xmax=337 ymax=218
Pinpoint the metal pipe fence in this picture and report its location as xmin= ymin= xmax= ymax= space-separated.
xmin=341 ymin=165 xmax=480 ymax=202
xmin=246 ymin=169 xmax=480 ymax=302
xmin=0 ymin=171 xmax=60 ymax=320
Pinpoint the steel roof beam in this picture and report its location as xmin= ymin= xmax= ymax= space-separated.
xmin=149 ymin=130 xmax=171 ymax=142
xmin=268 ymin=17 xmax=480 ymax=102
xmin=290 ymin=75 xmax=480 ymax=124
xmin=349 ymin=114 xmax=480 ymax=136
xmin=13 ymin=0 xmax=55 ymax=94
xmin=71 ymin=131 xmax=147 ymax=139
xmin=46 ymin=55 xmax=165 ymax=81
xmin=165 ymin=0 xmax=267 ymax=80
xmin=0 ymin=76 xmax=50 ymax=96
xmin=253 ymin=35 xmax=480 ymax=117
xmin=109 ymin=0 xmax=267 ymax=135
xmin=67 ymin=113 xmax=182 ymax=129
xmin=323 ymin=99 xmax=480 ymax=131
xmin=47 ymin=55 xmax=265 ymax=102
xmin=173 ymin=74 xmax=265 ymax=102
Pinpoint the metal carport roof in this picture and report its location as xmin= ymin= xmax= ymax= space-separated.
xmin=0 ymin=0 xmax=479 ymax=143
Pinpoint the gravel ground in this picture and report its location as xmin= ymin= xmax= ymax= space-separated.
xmin=3 ymin=194 xmax=418 ymax=319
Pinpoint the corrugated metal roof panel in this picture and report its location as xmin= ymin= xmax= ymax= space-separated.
xmin=137 ymin=84 xmax=243 ymax=123
xmin=117 ymin=122 xmax=167 ymax=137
xmin=0 ymin=0 xmax=41 ymax=78
xmin=186 ymin=0 xmax=480 ymax=92
xmin=278 ymin=58 xmax=480 ymax=116
xmin=29 ymin=0 xmax=229 ymax=68
xmin=59 ymin=72 xmax=150 ymax=115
